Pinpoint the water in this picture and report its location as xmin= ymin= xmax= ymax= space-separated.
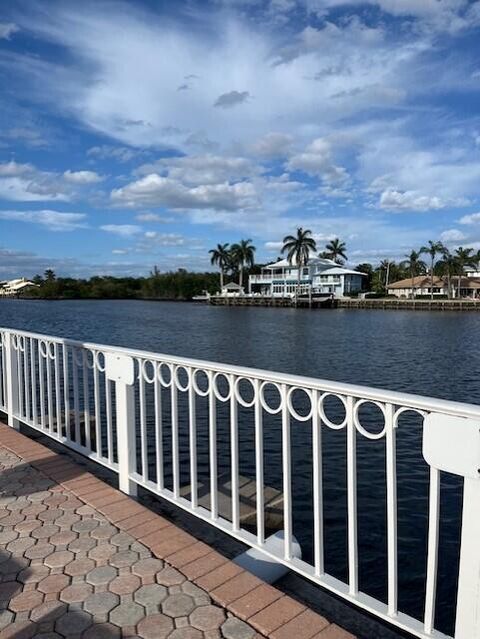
xmin=1 ymin=299 xmax=478 ymax=635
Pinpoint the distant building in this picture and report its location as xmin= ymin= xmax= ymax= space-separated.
xmin=221 ymin=282 xmax=245 ymax=297
xmin=0 ymin=278 xmax=38 ymax=297
xmin=249 ymin=256 xmax=365 ymax=298
xmin=387 ymin=275 xmax=480 ymax=298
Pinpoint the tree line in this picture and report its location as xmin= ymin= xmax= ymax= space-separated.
xmin=17 ymin=234 xmax=480 ymax=301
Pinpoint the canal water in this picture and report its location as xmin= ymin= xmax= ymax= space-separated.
xmin=1 ymin=299 xmax=478 ymax=636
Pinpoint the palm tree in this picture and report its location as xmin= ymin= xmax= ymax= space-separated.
xmin=323 ymin=238 xmax=347 ymax=264
xmin=230 ymin=239 xmax=256 ymax=288
xmin=401 ymin=250 xmax=426 ymax=299
xmin=209 ymin=243 xmax=230 ymax=290
xmin=436 ymin=248 xmax=457 ymax=299
xmin=379 ymin=259 xmax=393 ymax=290
xmin=420 ymin=241 xmax=444 ymax=301
xmin=454 ymin=247 xmax=476 ymax=298
xmin=44 ymin=269 xmax=56 ymax=283
xmin=281 ymin=227 xmax=317 ymax=301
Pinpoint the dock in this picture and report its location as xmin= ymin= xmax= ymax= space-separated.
xmin=336 ymin=298 xmax=480 ymax=311
xmin=209 ymin=295 xmax=336 ymax=308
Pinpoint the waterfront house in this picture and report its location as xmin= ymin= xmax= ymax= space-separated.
xmin=0 ymin=278 xmax=38 ymax=297
xmin=249 ymin=256 xmax=365 ymax=298
xmin=387 ymin=275 xmax=480 ymax=298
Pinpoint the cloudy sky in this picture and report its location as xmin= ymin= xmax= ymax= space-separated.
xmin=1 ymin=0 xmax=480 ymax=278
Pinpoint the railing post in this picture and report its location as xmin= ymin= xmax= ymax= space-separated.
xmin=105 ymin=353 xmax=137 ymax=497
xmin=423 ymin=413 xmax=480 ymax=638
xmin=455 ymin=477 xmax=480 ymax=638
xmin=4 ymin=332 xmax=20 ymax=430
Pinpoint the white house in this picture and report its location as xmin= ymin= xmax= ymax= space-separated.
xmin=0 ymin=278 xmax=38 ymax=297
xmin=249 ymin=256 xmax=365 ymax=298
xmin=220 ymin=282 xmax=245 ymax=297
xmin=387 ymin=275 xmax=480 ymax=298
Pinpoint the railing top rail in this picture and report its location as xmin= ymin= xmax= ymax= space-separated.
xmin=2 ymin=325 xmax=480 ymax=419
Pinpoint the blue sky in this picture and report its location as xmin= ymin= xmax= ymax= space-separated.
xmin=1 ymin=0 xmax=480 ymax=278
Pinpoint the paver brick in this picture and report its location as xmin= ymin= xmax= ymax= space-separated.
xmin=210 ymin=572 xmax=262 ymax=606
xmin=162 ymin=593 xmax=196 ymax=618
xmin=44 ymin=550 xmax=74 ymax=568
xmin=55 ymin=610 xmax=93 ymax=635
xmin=189 ymin=604 xmax=226 ymax=631
xmin=271 ymin=609 xmax=330 ymax=639
xmin=38 ymin=574 xmax=70 ymax=594
xmin=8 ymin=590 xmax=44 ymax=612
xmin=136 ymin=613 xmax=174 ymax=639
xmin=84 ymin=591 xmax=119 ymax=615
xmin=0 ymin=620 xmax=38 ymax=639
xmin=87 ymin=565 xmax=118 ymax=585
xmin=229 ymin=584 xmax=283 ymax=621
xmin=249 ymin=597 xmax=306 ymax=635
xmin=82 ymin=622 xmax=121 ymax=638
xmin=59 ymin=583 xmax=93 ymax=603
xmin=110 ymin=550 xmax=139 ymax=567
xmin=64 ymin=557 xmax=95 ymax=576
xmin=109 ymin=573 xmax=141 ymax=595
xmin=222 ymin=617 xmax=258 ymax=639
xmin=132 ymin=557 xmax=164 ymax=577
xmin=134 ymin=583 xmax=168 ymax=607
xmin=30 ymin=601 xmax=67 ymax=623
xmin=109 ymin=601 xmax=145 ymax=626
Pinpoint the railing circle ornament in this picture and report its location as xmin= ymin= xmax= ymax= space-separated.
xmin=318 ymin=393 xmax=348 ymax=429
xmin=173 ymin=365 xmax=191 ymax=392
xmin=353 ymin=399 xmax=387 ymax=439
xmin=233 ymin=377 xmax=257 ymax=408
xmin=191 ymin=369 xmax=211 ymax=396
xmin=84 ymin=348 xmax=96 ymax=370
xmin=212 ymin=372 xmax=232 ymax=402
xmin=286 ymin=386 xmax=313 ymax=422
xmin=157 ymin=362 xmax=173 ymax=387
xmin=140 ymin=359 xmax=157 ymax=384
xmin=93 ymin=350 xmax=106 ymax=372
xmin=259 ymin=381 xmax=284 ymax=414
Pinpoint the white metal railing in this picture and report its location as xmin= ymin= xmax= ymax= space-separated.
xmin=0 ymin=327 xmax=479 ymax=639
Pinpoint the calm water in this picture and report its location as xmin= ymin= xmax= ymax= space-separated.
xmin=1 ymin=299 xmax=478 ymax=635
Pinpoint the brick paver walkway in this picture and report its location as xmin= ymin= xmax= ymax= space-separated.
xmin=0 ymin=447 xmax=260 ymax=639
xmin=0 ymin=423 xmax=354 ymax=639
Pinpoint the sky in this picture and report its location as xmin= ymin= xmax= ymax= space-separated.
xmin=1 ymin=0 xmax=480 ymax=278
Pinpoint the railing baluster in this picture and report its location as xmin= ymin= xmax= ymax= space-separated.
xmin=30 ymin=338 xmax=37 ymax=427
xmin=154 ymin=367 xmax=164 ymax=490
xmin=139 ymin=363 xmax=148 ymax=480
xmin=188 ymin=370 xmax=197 ymax=508
xmin=17 ymin=338 xmax=24 ymax=420
xmin=254 ymin=379 xmax=264 ymax=546
xmin=171 ymin=366 xmax=180 ymax=498
xmin=62 ymin=344 xmax=70 ymax=441
xmin=424 ymin=467 xmax=440 ymax=634
xmin=312 ymin=389 xmax=324 ymax=576
xmin=209 ymin=370 xmax=218 ymax=520
xmin=347 ymin=395 xmax=358 ymax=595
xmin=83 ymin=351 xmax=91 ymax=450
xmin=105 ymin=378 xmax=113 ymax=464
xmin=385 ymin=403 xmax=398 ymax=616
xmin=93 ymin=352 xmax=101 ymax=456
xmin=23 ymin=338 xmax=30 ymax=423
xmin=230 ymin=374 xmax=240 ymax=532
xmin=72 ymin=348 xmax=80 ymax=443
xmin=54 ymin=343 xmax=61 ymax=437
xmin=38 ymin=342 xmax=46 ymax=429
xmin=46 ymin=344 xmax=54 ymax=435
xmin=281 ymin=383 xmax=292 ymax=560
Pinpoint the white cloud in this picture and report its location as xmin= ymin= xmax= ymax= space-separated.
xmin=251 ymin=132 xmax=294 ymax=158
xmin=63 ymin=170 xmax=103 ymax=184
xmin=136 ymin=154 xmax=258 ymax=185
xmin=135 ymin=213 xmax=174 ymax=223
xmin=100 ymin=224 xmax=143 ymax=237
xmin=459 ymin=212 xmax=480 ymax=224
xmin=0 ymin=160 xmax=33 ymax=176
xmin=87 ymin=145 xmax=141 ymax=162
xmin=111 ymin=174 xmax=258 ymax=211
xmin=440 ymin=228 xmax=467 ymax=242
xmin=0 ymin=23 xmax=19 ymax=40
xmin=286 ymin=138 xmax=348 ymax=183
xmin=379 ymin=189 xmax=446 ymax=212
xmin=0 ymin=209 xmax=86 ymax=231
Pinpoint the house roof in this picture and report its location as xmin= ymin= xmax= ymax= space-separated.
xmin=388 ymin=275 xmax=480 ymax=290
xmin=320 ymin=267 xmax=366 ymax=276
xmin=387 ymin=275 xmax=445 ymax=289
xmin=265 ymin=256 xmax=337 ymax=269
xmin=222 ymin=282 xmax=244 ymax=290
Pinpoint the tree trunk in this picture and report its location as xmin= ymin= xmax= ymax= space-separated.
xmin=239 ymin=266 xmax=243 ymax=288
xmin=220 ymin=270 xmax=224 ymax=291
xmin=430 ymin=257 xmax=434 ymax=301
